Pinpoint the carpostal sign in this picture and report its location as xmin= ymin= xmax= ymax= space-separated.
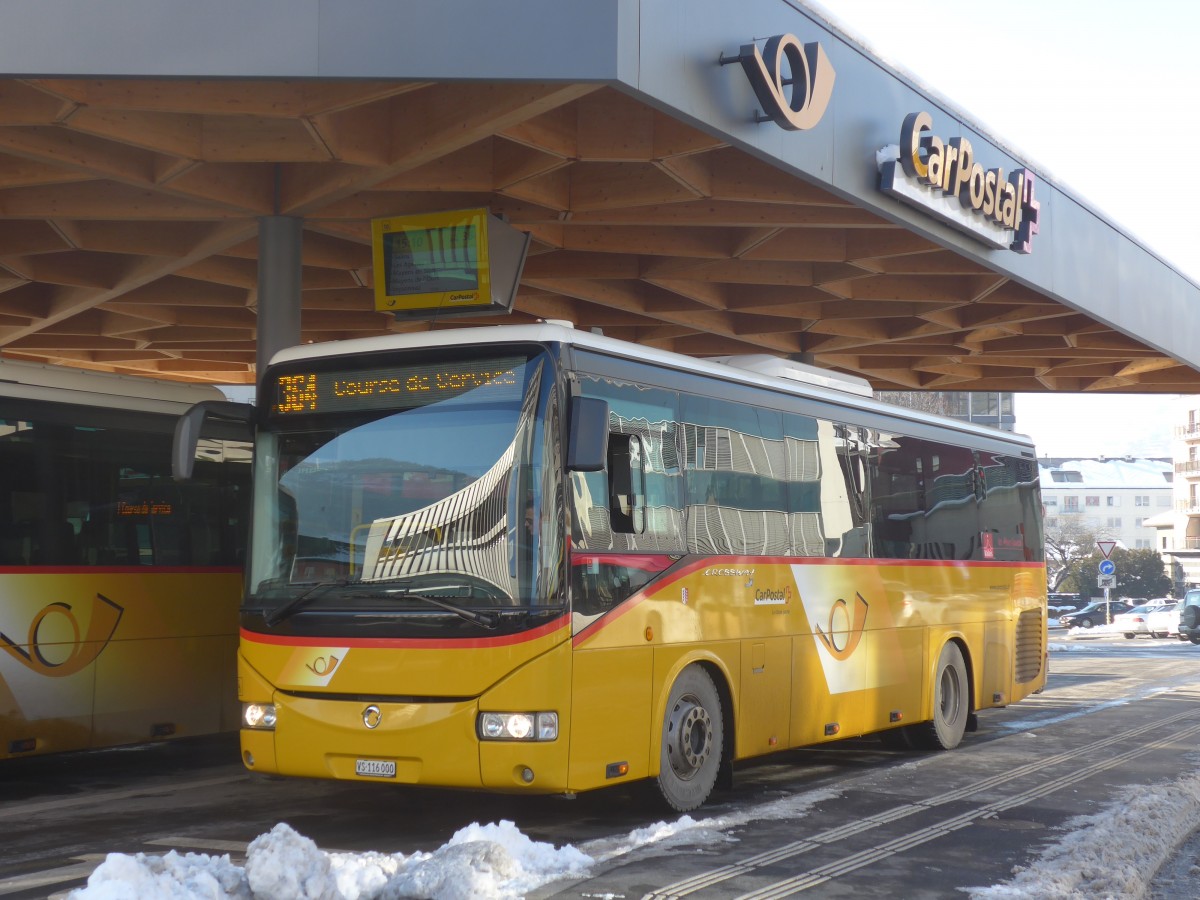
xmin=879 ymin=111 xmax=1041 ymax=254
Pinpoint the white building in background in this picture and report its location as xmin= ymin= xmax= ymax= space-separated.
xmin=1146 ymin=398 xmax=1200 ymax=593
xmin=1040 ymin=457 xmax=1173 ymax=553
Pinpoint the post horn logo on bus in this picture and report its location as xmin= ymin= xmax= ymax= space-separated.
xmin=721 ymin=33 xmax=836 ymax=131
xmin=0 ymin=594 xmax=124 ymax=677
xmin=814 ymin=592 xmax=870 ymax=661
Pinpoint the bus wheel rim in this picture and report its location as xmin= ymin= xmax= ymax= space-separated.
xmin=667 ymin=695 xmax=712 ymax=778
xmin=939 ymin=667 xmax=961 ymax=723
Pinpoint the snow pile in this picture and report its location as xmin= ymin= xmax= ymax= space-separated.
xmin=64 ymin=773 xmax=1200 ymax=899
xmin=69 ymin=820 xmax=591 ymax=900
xmin=67 ymin=786 xmax=839 ymax=900
xmin=967 ymin=773 xmax=1200 ymax=899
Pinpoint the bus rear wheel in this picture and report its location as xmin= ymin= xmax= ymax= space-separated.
xmin=657 ymin=666 xmax=723 ymax=812
xmin=915 ymin=642 xmax=969 ymax=750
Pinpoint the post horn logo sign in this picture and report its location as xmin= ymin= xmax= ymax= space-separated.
xmin=814 ymin=592 xmax=869 ymax=661
xmin=722 ymin=33 xmax=836 ymax=131
xmin=0 ymin=594 xmax=124 ymax=677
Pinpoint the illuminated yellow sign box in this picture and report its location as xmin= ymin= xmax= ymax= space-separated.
xmin=370 ymin=208 xmax=530 ymax=318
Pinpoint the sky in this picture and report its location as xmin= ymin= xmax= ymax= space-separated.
xmin=812 ymin=0 xmax=1200 ymax=459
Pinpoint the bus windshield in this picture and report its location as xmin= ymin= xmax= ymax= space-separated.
xmin=247 ymin=349 xmax=563 ymax=616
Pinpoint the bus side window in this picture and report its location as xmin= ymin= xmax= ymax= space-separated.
xmin=608 ymin=433 xmax=645 ymax=535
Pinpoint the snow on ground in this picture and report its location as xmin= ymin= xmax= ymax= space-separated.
xmin=967 ymin=773 xmax=1200 ymax=900
xmin=67 ymin=789 xmax=838 ymax=900
xmin=64 ymin=637 xmax=1200 ymax=900
xmin=66 ymin=769 xmax=1200 ymax=900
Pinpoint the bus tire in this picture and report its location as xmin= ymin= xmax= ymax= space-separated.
xmin=657 ymin=666 xmax=724 ymax=812
xmin=915 ymin=642 xmax=969 ymax=751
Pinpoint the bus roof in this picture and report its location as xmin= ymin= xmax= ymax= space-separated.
xmin=268 ymin=323 xmax=1036 ymax=453
xmin=0 ymin=358 xmax=225 ymax=415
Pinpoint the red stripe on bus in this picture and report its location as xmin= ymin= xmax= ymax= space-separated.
xmin=241 ymin=614 xmax=571 ymax=650
xmin=0 ymin=566 xmax=242 ymax=574
xmin=571 ymin=556 xmax=1045 ymax=647
xmin=570 ymin=552 xmax=676 ymax=572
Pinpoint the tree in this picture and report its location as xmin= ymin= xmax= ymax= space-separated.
xmin=1042 ymin=519 xmax=1100 ymax=591
xmin=1060 ymin=547 xmax=1171 ymax=601
xmin=874 ymin=391 xmax=952 ymax=416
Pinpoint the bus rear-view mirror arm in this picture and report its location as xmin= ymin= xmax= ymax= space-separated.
xmin=173 ymin=400 xmax=255 ymax=481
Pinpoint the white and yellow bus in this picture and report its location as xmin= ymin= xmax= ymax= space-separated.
xmin=199 ymin=323 xmax=1045 ymax=811
xmin=0 ymin=360 xmax=249 ymax=760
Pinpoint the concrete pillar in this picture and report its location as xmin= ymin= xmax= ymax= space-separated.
xmin=256 ymin=216 xmax=303 ymax=383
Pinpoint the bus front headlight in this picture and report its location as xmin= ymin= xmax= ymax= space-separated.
xmin=478 ymin=711 xmax=557 ymax=741
xmin=243 ymin=703 xmax=277 ymax=730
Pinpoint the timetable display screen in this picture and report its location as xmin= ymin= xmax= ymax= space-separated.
xmin=381 ymin=222 xmax=480 ymax=298
xmin=270 ymin=356 xmax=527 ymax=416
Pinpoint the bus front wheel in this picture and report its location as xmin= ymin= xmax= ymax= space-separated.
xmin=916 ymin=642 xmax=969 ymax=750
xmin=657 ymin=666 xmax=724 ymax=812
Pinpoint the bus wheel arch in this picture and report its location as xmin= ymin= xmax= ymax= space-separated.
xmin=656 ymin=662 xmax=729 ymax=812
xmin=915 ymin=639 xmax=972 ymax=751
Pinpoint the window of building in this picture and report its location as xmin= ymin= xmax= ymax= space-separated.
xmin=1086 ymin=496 xmax=1100 ymax=507
xmin=1135 ymin=495 xmax=1150 ymax=507
xmin=1050 ymin=471 xmax=1083 ymax=483
xmin=970 ymin=393 xmax=997 ymax=417
xmin=1044 ymin=496 xmax=1058 ymax=507
xmin=1063 ymin=496 xmax=1080 ymax=511
xmin=1107 ymin=496 xmax=1117 ymax=506
xmin=1106 ymin=517 xmax=1121 ymax=528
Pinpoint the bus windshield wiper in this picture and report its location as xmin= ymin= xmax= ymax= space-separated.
xmin=263 ymin=580 xmax=353 ymax=627
xmin=350 ymin=588 xmax=500 ymax=629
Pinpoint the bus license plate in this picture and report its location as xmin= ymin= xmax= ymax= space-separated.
xmin=355 ymin=759 xmax=396 ymax=778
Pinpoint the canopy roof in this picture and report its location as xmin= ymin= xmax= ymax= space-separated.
xmin=0 ymin=1 xmax=1195 ymax=393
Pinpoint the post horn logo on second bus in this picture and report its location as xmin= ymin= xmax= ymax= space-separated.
xmin=814 ymin=592 xmax=870 ymax=661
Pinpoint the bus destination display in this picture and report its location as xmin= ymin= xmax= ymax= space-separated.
xmin=272 ymin=357 xmax=525 ymax=416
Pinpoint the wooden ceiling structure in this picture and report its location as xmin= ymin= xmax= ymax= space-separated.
xmin=0 ymin=76 xmax=1195 ymax=392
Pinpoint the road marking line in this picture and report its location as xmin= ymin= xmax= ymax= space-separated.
xmin=641 ymin=709 xmax=1200 ymax=900
xmin=0 ymin=773 xmax=250 ymax=820
xmin=146 ymin=836 xmax=250 ymax=854
xmin=0 ymin=856 xmax=105 ymax=897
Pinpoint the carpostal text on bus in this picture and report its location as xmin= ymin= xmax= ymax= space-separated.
xmin=879 ymin=111 xmax=1041 ymax=254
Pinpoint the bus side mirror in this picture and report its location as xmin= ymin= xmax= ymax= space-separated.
xmin=567 ymin=396 xmax=609 ymax=472
xmin=608 ymin=433 xmax=646 ymax=535
xmin=173 ymin=400 xmax=255 ymax=481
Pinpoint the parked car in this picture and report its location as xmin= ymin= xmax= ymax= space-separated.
xmin=1059 ymin=600 xmax=1133 ymax=630
xmin=1047 ymin=592 xmax=1085 ymax=613
xmin=1112 ymin=604 xmax=1157 ymax=639
xmin=1177 ymin=590 xmax=1200 ymax=644
xmin=1147 ymin=602 xmax=1180 ymax=639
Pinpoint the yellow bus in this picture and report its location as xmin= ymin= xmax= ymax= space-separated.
xmin=194 ymin=323 xmax=1045 ymax=811
xmin=0 ymin=360 xmax=249 ymax=760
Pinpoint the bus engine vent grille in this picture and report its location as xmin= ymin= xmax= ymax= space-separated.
xmin=1014 ymin=608 xmax=1044 ymax=683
